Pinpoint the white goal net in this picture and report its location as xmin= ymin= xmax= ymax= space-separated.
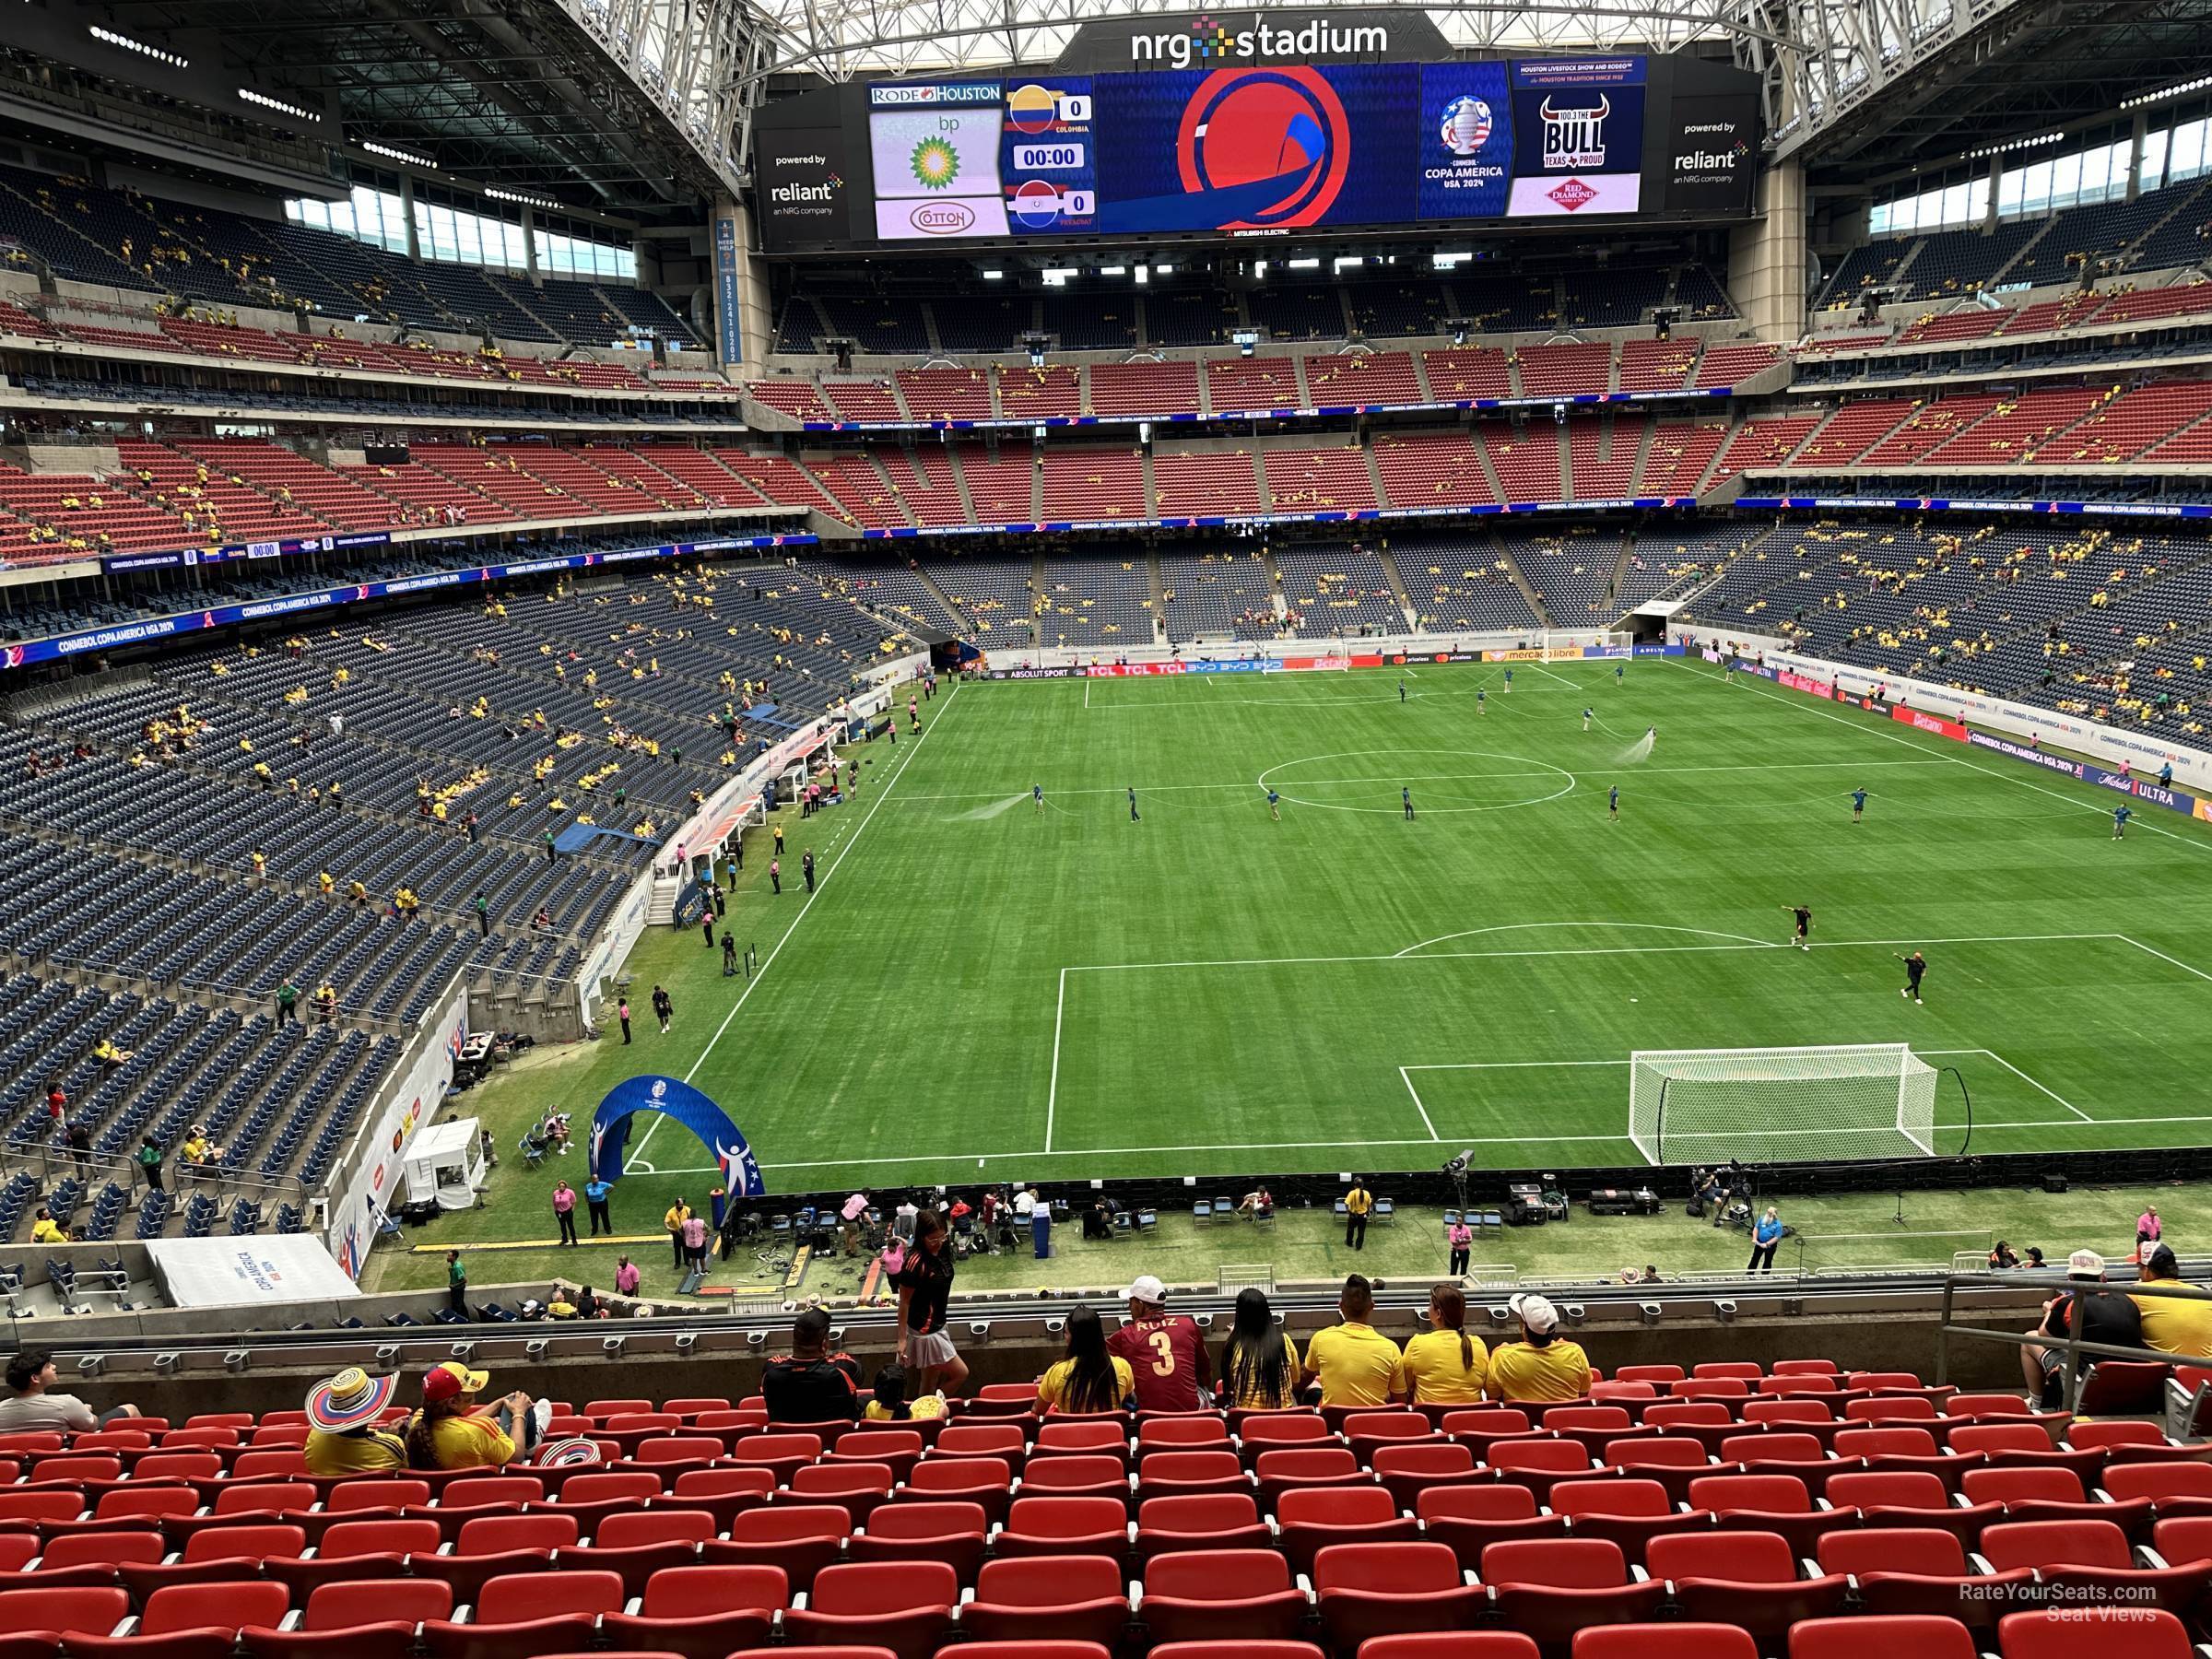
xmin=1628 ymin=1043 xmax=1938 ymax=1166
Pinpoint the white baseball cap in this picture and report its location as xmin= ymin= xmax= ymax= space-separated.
xmin=1121 ymin=1274 xmax=1168 ymax=1304
xmin=1510 ymin=1292 xmax=1559 ymax=1334
xmin=2068 ymin=1249 xmax=2105 ymax=1277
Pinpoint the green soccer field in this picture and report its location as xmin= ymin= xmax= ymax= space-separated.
xmin=539 ymin=652 xmax=2212 ymax=1203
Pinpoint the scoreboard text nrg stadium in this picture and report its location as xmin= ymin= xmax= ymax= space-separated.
xmin=752 ymin=11 xmax=1761 ymax=253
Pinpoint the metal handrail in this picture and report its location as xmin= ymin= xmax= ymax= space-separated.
xmin=1936 ymin=1271 xmax=2212 ymax=1405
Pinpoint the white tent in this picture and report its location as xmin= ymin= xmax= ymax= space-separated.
xmin=147 ymin=1235 xmax=360 ymax=1310
xmin=402 ymin=1117 xmax=486 ymax=1210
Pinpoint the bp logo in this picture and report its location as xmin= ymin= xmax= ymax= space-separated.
xmin=909 ymin=135 xmax=959 ymax=190
xmin=1440 ymin=95 xmax=1493 ymax=157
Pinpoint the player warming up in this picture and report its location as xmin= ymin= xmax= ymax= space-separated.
xmin=1784 ymin=904 xmax=1812 ymax=951
xmin=1852 ymin=787 xmax=1867 ymax=822
xmin=1403 ymin=786 xmax=1415 ymax=821
xmin=1127 ymin=786 xmax=1139 ymax=823
xmin=1615 ymin=663 xmax=1625 ymax=686
xmin=1399 ymin=678 xmax=1406 ymax=703
xmin=1608 ymin=783 xmax=1620 ymax=821
xmin=1477 ymin=688 xmax=1487 ymax=716
xmin=1032 ymin=783 xmax=1043 ymax=815
xmin=2113 ymin=804 xmax=2132 ymax=840
xmin=1583 ymin=707 xmax=1593 ymax=732
xmin=1267 ymin=787 xmax=1281 ymax=821
xmin=1896 ymin=950 xmax=1927 ymax=1004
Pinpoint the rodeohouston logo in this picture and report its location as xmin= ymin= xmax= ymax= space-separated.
xmin=1176 ymin=66 xmax=1351 ymax=230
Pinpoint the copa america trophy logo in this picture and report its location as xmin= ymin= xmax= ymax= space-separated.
xmin=1439 ymin=95 xmax=1492 ymax=157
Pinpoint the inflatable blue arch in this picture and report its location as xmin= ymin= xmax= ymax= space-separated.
xmin=587 ymin=1075 xmax=767 ymax=1196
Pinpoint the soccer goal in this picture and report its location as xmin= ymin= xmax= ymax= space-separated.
xmin=1628 ymin=1043 xmax=1940 ymax=1166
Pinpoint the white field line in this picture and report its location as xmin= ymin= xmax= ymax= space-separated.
xmin=1045 ymin=967 xmax=1065 ymax=1154
xmin=1397 ymin=1067 xmax=1441 ymax=1140
xmin=891 ymin=757 xmax=1949 ymax=803
xmin=624 ymin=681 xmax=959 ymax=1165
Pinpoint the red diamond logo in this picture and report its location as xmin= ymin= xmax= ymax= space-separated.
xmin=1547 ymin=179 xmax=1598 ymax=211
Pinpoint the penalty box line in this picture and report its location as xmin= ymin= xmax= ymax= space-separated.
xmin=1399 ymin=1047 xmax=2092 ymax=1139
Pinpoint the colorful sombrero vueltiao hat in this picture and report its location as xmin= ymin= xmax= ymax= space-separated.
xmin=305 ymin=1365 xmax=396 ymax=1433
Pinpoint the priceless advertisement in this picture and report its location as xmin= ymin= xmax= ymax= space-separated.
xmin=1507 ymin=56 xmax=1645 ymax=218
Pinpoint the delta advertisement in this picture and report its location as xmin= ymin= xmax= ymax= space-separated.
xmin=2 ymin=531 xmax=817 ymax=671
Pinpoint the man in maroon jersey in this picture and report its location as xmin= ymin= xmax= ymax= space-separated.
xmin=1106 ymin=1274 xmax=1213 ymax=1412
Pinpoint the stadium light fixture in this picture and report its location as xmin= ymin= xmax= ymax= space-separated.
xmin=362 ymin=139 xmax=434 ymax=170
xmin=1332 ymin=255 xmax=1364 ymax=272
xmin=979 ymin=269 xmax=1004 ymax=280
xmin=1134 ymin=265 xmax=1149 ymax=284
xmin=484 ymin=185 xmax=556 ymax=209
xmin=88 ymin=24 xmax=187 ymax=66
xmin=239 ymin=88 xmax=321 ymax=123
xmin=1286 ymin=256 xmax=1321 ymax=270
xmin=1966 ymin=131 xmax=2063 ymax=160
xmin=1154 ymin=263 xmax=1174 ymax=274
xmin=2123 ymin=74 xmax=2212 ymax=110
xmin=1099 ymin=264 xmax=1126 ymax=276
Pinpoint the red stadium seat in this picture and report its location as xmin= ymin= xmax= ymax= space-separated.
xmin=1277 ymin=1485 xmax=1418 ymax=1574
xmin=599 ymin=1564 xmax=784 ymax=1659
xmin=701 ymin=1504 xmax=849 ymax=1589
xmin=1816 ymin=1526 xmax=2032 ymax=1630
xmin=932 ymin=1425 xmax=1028 ymax=1472
xmin=788 ymin=1463 xmax=896 ymax=1525
xmin=664 ymin=1467 xmax=774 ymax=1532
xmin=782 ymin=1560 xmax=957 ymax=1659
xmin=1824 ymin=1471 xmax=1998 ymax=1544
xmin=420 ymin=1571 xmax=624 ymax=1659
xmin=1137 ymin=1549 xmax=1311 ymax=1645
xmin=1688 ymin=1473 xmax=1854 ymax=1552
xmin=1981 ymin=1519 xmax=2212 ymax=1618
xmin=995 ymin=1496 xmax=1130 ymax=1559
xmin=961 ymin=1553 xmax=1131 ymax=1645
xmin=1359 ymin=1639 xmax=1541 ymax=1659
xmin=829 ymin=1432 xmax=924 ymax=1483
xmin=72 ymin=1582 xmax=291 ymax=1659
xmin=1550 ymin=1477 xmax=1705 ymax=1559
xmin=1644 ymin=1527 xmax=1849 ymax=1640
xmin=1135 ymin=1494 xmax=1273 ymax=1560
xmin=1137 ymin=1418 xmax=1230 ymax=1453
xmin=1150 ymin=1645 xmax=1320 ymax=1659
xmin=241 ymin=1579 xmax=453 ymax=1659
xmin=847 ymin=1501 xmax=990 ymax=1583
xmin=266 ymin=1516 xmax=437 ymax=1598
xmin=1312 ymin=1541 xmax=1486 ymax=1650
xmin=900 ymin=1458 xmax=1014 ymax=1526
xmin=2103 ymin=1462 xmax=2212 ymax=1515
xmin=324 ymin=1480 xmax=431 ymax=1515
xmin=1418 ymin=1483 xmax=1568 ymax=1571
xmin=1480 ymin=1538 xmax=1667 ymax=1656
xmin=1135 ymin=1451 xmax=1251 ymax=1504
xmin=1999 ymin=1609 xmax=2194 ymax=1659
xmin=1488 ymin=1439 xmax=1594 ymax=1501
xmin=1574 ymin=1626 xmax=1757 ymax=1659
xmin=730 ymin=1433 xmax=822 ymax=1486
xmin=1371 ymin=1441 xmax=1478 ymax=1510
xmin=1253 ymin=1448 xmax=1371 ymax=1511
xmin=1602 ymin=1437 xmax=1714 ymax=1504
xmin=1793 ymin=1617 xmax=1979 ymax=1659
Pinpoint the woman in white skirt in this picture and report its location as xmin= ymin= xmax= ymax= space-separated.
xmin=894 ymin=1208 xmax=968 ymax=1398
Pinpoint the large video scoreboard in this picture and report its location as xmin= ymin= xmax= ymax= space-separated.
xmin=756 ymin=45 xmax=1759 ymax=252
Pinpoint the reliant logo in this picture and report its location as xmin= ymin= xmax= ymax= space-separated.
xmin=1538 ymin=94 xmax=1611 ymax=170
xmin=1130 ymin=14 xmax=1389 ymax=68
xmin=1674 ymin=149 xmax=1739 ymax=171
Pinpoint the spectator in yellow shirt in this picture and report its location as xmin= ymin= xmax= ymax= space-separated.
xmin=401 ymin=1362 xmax=534 ymax=1470
xmin=1488 ymin=1293 xmax=1593 ymax=1403
xmin=302 ymin=1366 xmax=405 ymax=1477
xmin=1217 ymin=1287 xmax=1300 ymax=1409
xmin=1402 ymin=1282 xmax=1489 ymax=1404
xmin=1301 ymin=1274 xmax=1405 ymax=1406
xmin=865 ymin=1364 xmax=947 ymax=1422
xmin=2134 ymin=1245 xmax=2212 ymax=1359
xmin=29 ymin=1208 xmax=66 ymax=1245
xmin=1035 ymin=1306 xmax=1135 ymax=1413
xmin=1344 ymin=1179 xmax=1373 ymax=1251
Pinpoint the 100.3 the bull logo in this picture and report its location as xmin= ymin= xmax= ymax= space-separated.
xmin=1537 ymin=93 xmax=1611 ymax=170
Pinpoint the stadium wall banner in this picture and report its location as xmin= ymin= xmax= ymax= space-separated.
xmin=792 ymin=388 xmax=1732 ymax=433
xmin=323 ymin=983 xmax=467 ymax=1279
xmin=1734 ymin=641 xmax=2212 ymax=794
xmin=1737 ymin=494 xmax=2212 ymax=524
xmin=857 ymin=496 xmax=1695 ymax=538
xmin=4 ymin=531 xmax=817 ymax=670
